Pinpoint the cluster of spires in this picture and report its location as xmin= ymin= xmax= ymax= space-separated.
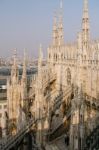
xmin=11 ymin=45 xmax=43 ymax=84
xmin=53 ymin=0 xmax=90 ymax=51
xmin=11 ymin=0 xmax=90 ymax=75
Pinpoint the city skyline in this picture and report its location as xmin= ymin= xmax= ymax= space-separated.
xmin=0 ymin=0 xmax=99 ymax=58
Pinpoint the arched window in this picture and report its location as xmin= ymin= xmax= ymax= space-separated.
xmin=49 ymin=53 xmax=51 ymax=59
xmin=67 ymin=68 xmax=71 ymax=85
xmin=56 ymin=54 xmax=57 ymax=61
xmin=94 ymin=51 xmax=98 ymax=61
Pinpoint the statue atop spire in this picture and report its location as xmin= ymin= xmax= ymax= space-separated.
xmin=82 ymin=0 xmax=90 ymax=51
xmin=37 ymin=44 xmax=43 ymax=88
xmin=83 ymin=0 xmax=88 ymax=14
xmin=21 ymin=49 xmax=27 ymax=109
xmin=22 ymin=48 xmax=27 ymax=80
xmin=11 ymin=48 xmax=19 ymax=84
xmin=38 ymin=44 xmax=43 ymax=65
xmin=13 ymin=48 xmax=17 ymax=68
xmin=60 ymin=0 xmax=63 ymax=9
xmin=53 ymin=11 xmax=58 ymax=46
xmin=58 ymin=0 xmax=64 ymax=46
xmin=52 ymin=0 xmax=64 ymax=46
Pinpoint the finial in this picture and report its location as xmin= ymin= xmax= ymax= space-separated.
xmin=13 ymin=48 xmax=17 ymax=66
xmin=39 ymin=44 xmax=43 ymax=60
xmin=40 ymin=44 xmax=42 ymax=50
xmin=22 ymin=48 xmax=27 ymax=79
xmin=53 ymin=10 xmax=57 ymax=24
xmin=60 ymin=0 xmax=63 ymax=9
xmin=38 ymin=44 xmax=43 ymax=77
xmin=11 ymin=48 xmax=18 ymax=81
xmin=23 ymin=48 xmax=27 ymax=62
xmin=83 ymin=0 xmax=89 ymax=19
xmin=59 ymin=0 xmax=63 ymax=17
xmin=84 ymin=0 xmax=88 ymax=11
xmin=58 ymin=0 xmax=64 ymax=46
xmin=82 ymin=0 xmax=89 ymax=50
xmin=53 ymin=10 xmax=58 ymax=31
xmin=13 ymin=48 xmax=17 ymax=58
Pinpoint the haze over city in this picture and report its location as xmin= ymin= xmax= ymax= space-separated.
xmin=0 ymin=0 xmax=99 ymax=58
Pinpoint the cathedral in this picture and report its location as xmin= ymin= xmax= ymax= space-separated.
xmin=2 ymin=0 xmax=99 ymax=149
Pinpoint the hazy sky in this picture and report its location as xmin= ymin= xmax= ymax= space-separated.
xmin=0 ymin=0 xmax=99 ymax=58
